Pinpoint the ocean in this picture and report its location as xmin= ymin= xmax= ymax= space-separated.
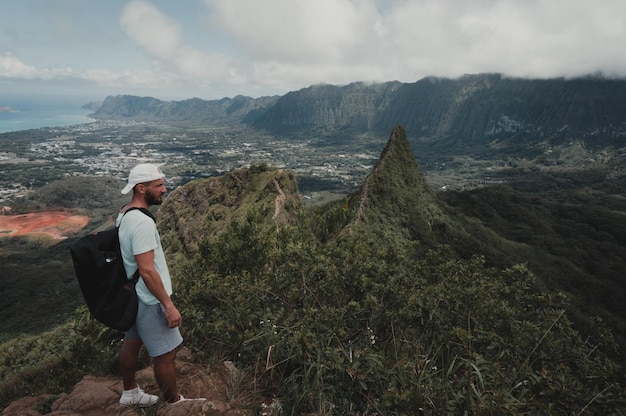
xmin=0 ymin=106 xmax=95 ymax=133
xmin=0 ymin=93 xmax=101 ymax=133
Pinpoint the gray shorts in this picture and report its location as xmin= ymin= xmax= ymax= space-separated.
xmin=125 ymin=302 xmax=183 ymax=357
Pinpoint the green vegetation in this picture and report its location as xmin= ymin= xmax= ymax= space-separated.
xmin=14 ymin=175 xmax=129 ymax=213
xmin=4 ymin=178 xmax=622 ymax=413
xmin=0 ymin=238 xmax=80 ymax=339
xmin=0 ymin=306 xmax=147 ymax=409
xmin=439 ymin=182 xmax=626 ymax=359
xmin=1 ymin=126 xmax=624 ymax=414
xmin=176 ymin=221 xmax=622 ymax=414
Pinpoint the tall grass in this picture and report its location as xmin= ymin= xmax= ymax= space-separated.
xmin=173 ymin=213 xmax=624 ymax=415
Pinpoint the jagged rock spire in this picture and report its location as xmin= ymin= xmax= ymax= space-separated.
xmin=351 ymin=125 xmax=448 ymax=243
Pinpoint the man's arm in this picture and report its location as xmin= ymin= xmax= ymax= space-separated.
xmin=135 ymin=250 xmax=182 ymax=328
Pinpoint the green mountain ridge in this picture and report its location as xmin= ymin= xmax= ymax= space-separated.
xmin=157 ymin=164 xmax=301 ymax=263
xmin=348 ymin=126 xmax=445 ymax=239
xmin=155 ymin=125 xmax=622 ymax=413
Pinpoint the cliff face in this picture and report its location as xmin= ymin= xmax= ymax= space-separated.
xmin=251 ymin=81 xmax=402 ymax=132
xmin=255 ymin=74 xmax=626 ymax=146
xmin=90 ymin=74 xmax=626 ymax=150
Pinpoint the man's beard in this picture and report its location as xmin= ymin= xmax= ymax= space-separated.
xmin=145 ymin=191 xmax=163 ymax=206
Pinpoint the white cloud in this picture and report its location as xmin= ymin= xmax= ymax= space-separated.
xmin=79 ymin=68 xmax=174 ymax=88
xmin=0 ymin=52 xmax=37 ymax=79
xmin=201 ymin=0 xmax=396 ymax=89
xmin=373 ymin=0 xmax=626 ymax=79
xmin=1 ymin=0 xmax=626 ymax=100
xmin=119 ymin=0 xmax=237 ymax=84
xmin=120 ymin=0 xmax=183 ymax=61
xmin=201 ymin=0 xmax=626 ymax=87
xmin=205 ymin=0 xmax=379 ymax=62
xmin=0 ymin=52 xmax=77 ymax=81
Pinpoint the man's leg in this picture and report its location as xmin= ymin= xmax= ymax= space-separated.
xmin=120 ymin=337 xmax=143 ymax=390
xmin=153 ymin=348 xmax=179 ymax=403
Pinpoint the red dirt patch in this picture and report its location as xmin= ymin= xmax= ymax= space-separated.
xmin=0 ymin=211 xmax=90 ymax=240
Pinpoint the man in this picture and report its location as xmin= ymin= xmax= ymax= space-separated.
xmin=116 ymin=163 xmax=204 ymax=408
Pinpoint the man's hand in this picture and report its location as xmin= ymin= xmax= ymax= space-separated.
xmin=135 ymin=250 xmax=181 ymax=328
xmin=163 ymin=305 xmax=182 ymax=328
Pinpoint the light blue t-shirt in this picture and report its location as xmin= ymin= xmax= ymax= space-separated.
xmin=116 ymin=209 xmax=172 ymax=305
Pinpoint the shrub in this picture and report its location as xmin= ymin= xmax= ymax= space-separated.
xmin=173 ymin=209 xmax=623 ymax=415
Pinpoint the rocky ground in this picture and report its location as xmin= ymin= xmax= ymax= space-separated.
xmin=2 ymin=349 xmax=274 ymax=416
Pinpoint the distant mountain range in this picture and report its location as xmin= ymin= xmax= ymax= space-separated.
xmin=91 ymin=73 xmax=626 ymax=151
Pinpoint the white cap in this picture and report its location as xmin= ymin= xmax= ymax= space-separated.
xmin=121 ymin=163 xmax=165 ymax=194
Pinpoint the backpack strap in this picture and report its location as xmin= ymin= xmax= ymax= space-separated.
xmin=122 ymin=206 xmax=156 ymax=223
xmin=119 ymin=207 xmax=157 ymax=282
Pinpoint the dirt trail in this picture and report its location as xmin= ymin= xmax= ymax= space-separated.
xmin=272 ymin=178 xmax=285 ymax=219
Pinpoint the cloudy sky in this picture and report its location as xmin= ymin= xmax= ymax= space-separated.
xmin=1 ymin=0 xmax=625 ymax=102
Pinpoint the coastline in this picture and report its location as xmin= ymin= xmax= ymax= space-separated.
xmin=0 ymin=107 xmax=95 ymax=134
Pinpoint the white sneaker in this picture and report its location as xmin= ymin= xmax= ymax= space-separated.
xmin=119 ymin=386 xmax=159 ymax=407
xmin=165 ymin=394 xmax=207 ymax=408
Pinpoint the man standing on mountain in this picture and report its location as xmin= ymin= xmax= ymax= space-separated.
xmin=116 ymin=163 xmax=205 ymax=408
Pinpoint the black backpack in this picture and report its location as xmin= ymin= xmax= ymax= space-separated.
xmin=70 ymin=207 xmax=154 ymax=331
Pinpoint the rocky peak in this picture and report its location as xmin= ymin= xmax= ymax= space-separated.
xmin=350 ymin=125 xmax=448 ymax=244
